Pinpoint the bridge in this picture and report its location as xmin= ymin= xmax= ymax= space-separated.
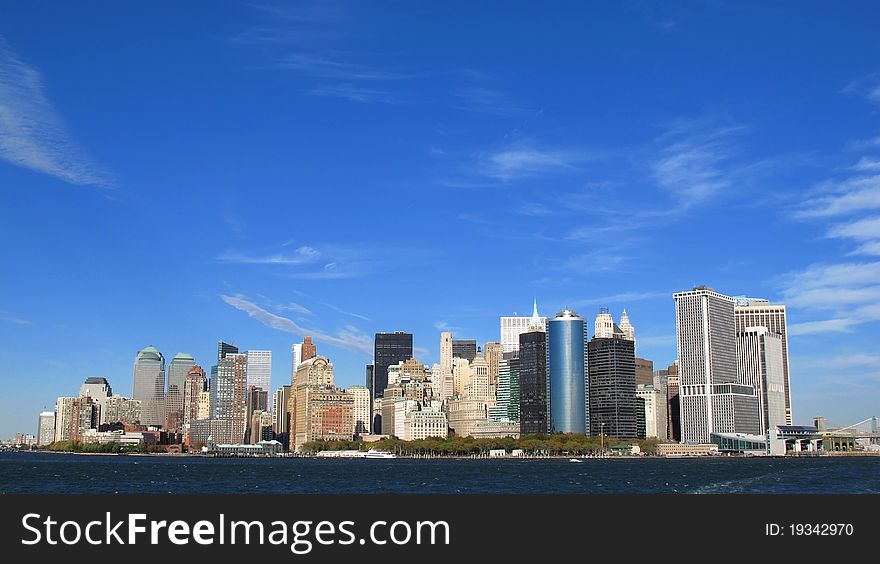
xmin=824 ymin=417 xmax=880 ymax=449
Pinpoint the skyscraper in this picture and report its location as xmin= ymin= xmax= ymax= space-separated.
xmin=246 ymin=350 xmax=272 ymax=391
xmin=736 ymin=326 xmax=787 ymax=436
xmin=674 ymin=287 xmax=761 ymax=443
xmin=301 ymin=336 xmax=317 ymax=362
xmin=518 ymin=328 xmax=548 ymax=435
xmin=291 ymin=343 xmax=303 ymax=381
xmin=734 ymin=299 xmax=793 ymax=425
xmin=439 ymin=332 xmax=453 ymax=400
xmin=483 ymin=341 xmax=503 ymax=389
xmin=246 ymin=384 xmax=269 ymax=442
xmin=79 ymin=377 xmax=112 ymax=424
xmin=619 ymin=309 xmax=635 ymax=344
xmin=218 ymin=341 xmax=239 ymax=361
xmin=349 ymin=386 xmax=371 ymax=434
xmin=182 ymin=365 xmax=207 ymax=440
xmin=452 ymin=339 xmax=477 ymax=362
xmin=372 ymin=332 xmax=413 ymax=402
xmin=588 ymin=336 xmax=637 ymax=439
xmin=37 ymin=411 xmax=55 ymax=446
xmin=213 ymin=352 xmax=248 ymax=443
xmin=132 ymin=346 xmax=166 ymax=427
xmin=500 ymin=300 xmax=548 ymax=353
xmin=635 ymin=357 xmax=654 ymax=386
xmin=166 ymin=353 xmax=195 ymax=432
xmin=272 ymin=385 xmax=292 ymax=445
xmin=547 ymin=309 xmax=589 ymax=434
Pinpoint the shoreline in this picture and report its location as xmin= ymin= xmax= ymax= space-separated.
xmin=5 ymin=450 xmax=878 ymax=460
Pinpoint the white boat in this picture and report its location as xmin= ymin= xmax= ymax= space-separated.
xmin=568 ymin=458 xmax=584 ymax=463
xmin=316 ymin=449 xmax=397 ymax=459
xmin=364 ymin=450 xmax=397 ymax=459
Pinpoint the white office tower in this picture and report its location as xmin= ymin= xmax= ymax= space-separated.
xmin=291 ymin=343 xmax=303 ymax=381
xmin=439 ymin=332 xmax=454 ymax=399
xmin=247 ymin=350 xmax=272 ymax=392
xmin=429 ymin=364 xmax=442 ymax=399
xmin=500 ymin=300 xmax=548 ymax=353
xmin=674 ymin=287 xmax=761 ymax=443
xmin=468 ymin=353 xmax=491 ymax=403
xmin=736 ymin=326 xmax=787 ymax=436
xmin=594 ymin=309 xmax=616 ymax=338
xmin=349 ymin=385 xmax=372 ymax=434
xmin=37 ymin=411 xmax=55 ymax=446
xmin=619 ymin=309 xmax=635 ymax=344
xmin=734 ymin=298 xmax=793 ymax=425
xmin=79 ymin=377 xmax=112 ymax=424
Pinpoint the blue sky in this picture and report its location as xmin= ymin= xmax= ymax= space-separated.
xmin=2 ymin=1 xmax=880 ymax=437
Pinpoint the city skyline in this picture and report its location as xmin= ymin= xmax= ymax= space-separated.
xmin=3 ymin=2 xmax=880 ymax=437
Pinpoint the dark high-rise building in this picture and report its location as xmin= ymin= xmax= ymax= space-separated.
xmin=218 ymin=341 xmax=239 ymax=362
xmin=518 ymin=329 xmax=548 ymax=435
xmin=588 ymin=336 xmax=637 ymax=440
xmin=245 ymin=385 xmax=269 ymax=443
xmin=635 ymin=357 xmax=654 ymax=387
xmin=636 ymin=396 xmax=646 ymax=439
xmin=373 ymin=332 xmax=413 ymax=401
xmin=667 ymin=375 xmax=681 ymax=441
xmin=365 ymin=364 xmax=374 ymax=394
xmin=451 ymin=339 xmax=477 ymax=362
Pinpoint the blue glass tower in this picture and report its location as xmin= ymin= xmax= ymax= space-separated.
xmin=548 ymin=310 xmax=589 ymax=434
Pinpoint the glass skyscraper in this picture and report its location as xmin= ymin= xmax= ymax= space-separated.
xmin=372 ymin=332 xmax=413 ymax=400
xmin=547 ymin=310 xmax=589 ymax=434
xmin=132 ymin=345 xmax=166 ymax=427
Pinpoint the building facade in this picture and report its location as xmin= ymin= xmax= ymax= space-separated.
xmin=372 ymin=332 xmax=413 ymax=415
xmin=588 ymin=336 xmax=637 ymax=439
xmin=736 ymin=326 xmax=787 ymax=436
xmin=213 ymin=352 xmax=248 ymax=444
xmin=547 ymin=309 xmax=589 ymax=434
xmin=500 ymin=301 xmax=548 ymax=353
xmin=734 ymin=299 xmax=793 ymax=425
xmin=38 ymin=411 xmax=55 ymax=446
xmin=674 ymin=287 xmax=761 ymax=443
xmin=132 ymin=345 xmax=166 ymax=427
xmin=518 ymin=329 xmax=548 ymax=434
xmin=166 ymin=353 xmax=196 ymax=432
xmin=246 ymin=349 xmax=272 ymax=392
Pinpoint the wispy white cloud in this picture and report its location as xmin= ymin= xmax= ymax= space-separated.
xmin=220 ymin=294 xmax=372 ymax=355
xmin=852 ymin=157 xmax=880 ymax=172
xmin=433 ymin=320 xmax=468 ymax=333
xmin=780 ymin=262 xmax=880 ymax=335
xmin=570 ymin=291 xmax=670 ymax=308
xmin=841 ymin=73 xmax=880 ymax=105
xmin=276 ymin=53 xmax=404 ymax=81
xmin=452 ymin=87 xmax=529 ymax=116
xmin=788 ymin=318 xmax=862 ymax=336
xmin=0 ymin=36 xmax=113 ymax=187
xmin=477 ymin=145 xmax=588 ymax=181
xmin=796 ymin=174 xmax=880 ymax=218
xmin=308 ymin=83 xmax=402 ymax=104
xmin=320 ymin=301 xmax=370 ymax=321
xmin=828 ymin=216 xmax=880 ymax=242
xmin=217 ymin=245 xmax=321 ymax=265
xmin=0 ymin=311 xmax=32 ymax=326
xmin=245 ymin=1 xmax=345 ymax=24
xmin=651 ymin=125 xmax=745 ymax=205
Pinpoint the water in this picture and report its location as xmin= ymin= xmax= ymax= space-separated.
xmin=1 ymin=452 xmax=877 ymax=494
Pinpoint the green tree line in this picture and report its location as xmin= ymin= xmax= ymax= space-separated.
xmin=44 ymin=440 xmax=159 ymax=454
xmin=301 ymin=434 xmax=664 ymax=456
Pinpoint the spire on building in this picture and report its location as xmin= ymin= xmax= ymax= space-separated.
xmin=529 ymin=299 xmax=541 ymax=328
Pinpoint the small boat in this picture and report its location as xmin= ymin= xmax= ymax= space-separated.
xmin=568 ymin=458 xmax=583 ymax=463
